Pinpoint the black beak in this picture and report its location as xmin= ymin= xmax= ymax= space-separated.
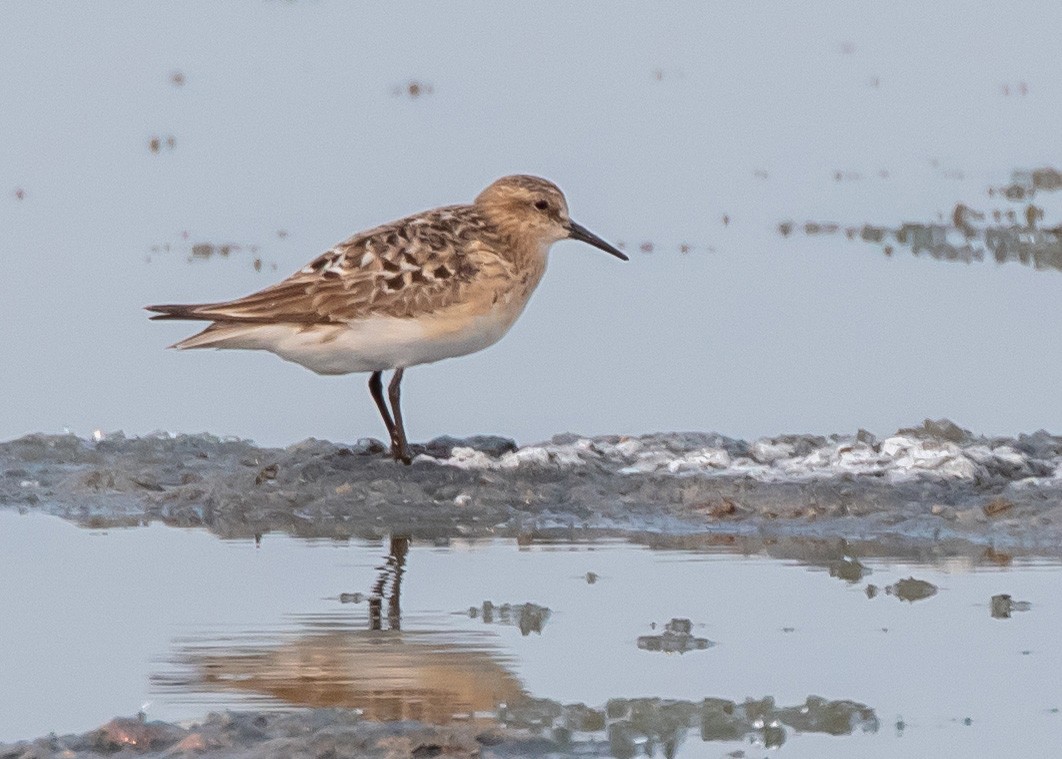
xmin=567 ymin=220 xmax=629 ymax=261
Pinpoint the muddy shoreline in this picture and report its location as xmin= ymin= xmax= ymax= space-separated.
xmin=0 ymin=692 xmax=881 ymax=758
xmin=3 ymin=420 xmax=1062 ymax=554
xmin=3 ymin=421 xmax=1060 ymax=755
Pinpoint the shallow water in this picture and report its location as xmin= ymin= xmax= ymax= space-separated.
xmin=4 ymin=3 xmax=1062 ymax=446
xmin=1 ymin=510 xmax=1058 ymax=756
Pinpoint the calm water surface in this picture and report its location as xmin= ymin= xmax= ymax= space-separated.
xmin=0 ymin=510 xmax=1058 ymax=756
xmin=2 ymin=3 xmax=1062 ymax=446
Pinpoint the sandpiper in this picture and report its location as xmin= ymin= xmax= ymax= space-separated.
xmin=147 ymin=175 xmax=627 ymax=464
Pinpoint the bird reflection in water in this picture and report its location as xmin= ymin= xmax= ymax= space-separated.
xmin=367 ymin=535 xmax=408 ymax=631
xmin=156 ymin=535 xmax=527 ymax=724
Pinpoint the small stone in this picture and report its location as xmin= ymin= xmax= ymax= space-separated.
xmin=255 ymin=463 xmax=278 ymax=485
xmin=351 ymin=437 xmax=385 ymax=455
xmin=983 ymin=498 xmax=1014 ymax=517
xmin=172 ymin=732 xmax=207 ymax=751
xmin=94 ymin=716 xmax=185 ymax=751
xmin=955 ymin=508 xmax=986 ymax=525
xmin=423 ymin=435 xmax=517 ymax=459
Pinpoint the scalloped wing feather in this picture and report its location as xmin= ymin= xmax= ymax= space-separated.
xmin=156 ymin=205 xmax=512 ymax=324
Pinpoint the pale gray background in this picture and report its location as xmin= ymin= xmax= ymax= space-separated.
xmin=2 ymin=2 xmax=1060 ymax=446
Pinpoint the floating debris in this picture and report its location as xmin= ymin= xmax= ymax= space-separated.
xmin=637 ymin=618 xmax=711 ymax=653
xmin=785 ymin=215 xmax=1062 ymax=272
xmin=990 ymin=594 xmax=1031 ymax=619
xmin=148 ymin=135 xmax=176 ymax=154
xmin=392 ymin=80 xmax=434 ymax=99
xmin=805 ymin=221 xmax=839 ymax=235
xmin=651 ymin=68 xmax=685 ymax=81
xmin=828 ymin=557 xmax=869 ymax=584
xmin=147 ymin=239 xmax=274 ymax=272
xmin=169 ymin=70 xmax=186 ymax=87
xmin=190 ymin=242 xmax=247 ymax=259
xmin=467 ymin=601 xmax=550 ymax=635
xmin=779 ymin=167 xmax=1062 ymax=272
xmin=996 ymin=167 xmax=1062 ymax=199
xmin=885 ymin=577 xmax=937 ymax=603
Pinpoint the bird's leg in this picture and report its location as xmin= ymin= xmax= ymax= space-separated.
xmin=368 ymin=371 xmax=400 ymax=454
xmin=388 ymin=368 xmax=412 ymax=465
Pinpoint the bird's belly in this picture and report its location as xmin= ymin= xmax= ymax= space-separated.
xmin=267 ymin=307 xmax=520 ymax=375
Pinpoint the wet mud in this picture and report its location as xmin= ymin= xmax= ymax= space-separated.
xmin=0 ymin=693 xmax=879 ymax=759
xmin=3 ymin=422 xmax=1059 ymax=755
xmin=3 ymin=419 xmax=1061 ymax=553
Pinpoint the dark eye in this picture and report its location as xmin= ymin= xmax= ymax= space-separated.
xmin=534 ymin=200 xmax=550 ymax=211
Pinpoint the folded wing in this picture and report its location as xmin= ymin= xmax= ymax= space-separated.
xmin=147 ymin=205 xmax=501 ymax=325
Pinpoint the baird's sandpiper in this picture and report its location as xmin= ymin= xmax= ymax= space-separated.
xmin=147 ymin=175 xmax=627 ymax=464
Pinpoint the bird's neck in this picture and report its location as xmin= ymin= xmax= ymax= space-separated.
xmin=478 ymin=205 xmax=553 ymax=272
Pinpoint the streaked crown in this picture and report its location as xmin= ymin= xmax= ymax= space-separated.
xmin=474 ymin=175 xmax=572 ymax=246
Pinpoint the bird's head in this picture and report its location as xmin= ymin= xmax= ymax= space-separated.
xmin=475 ymin=175 xmax=628 ymax=260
